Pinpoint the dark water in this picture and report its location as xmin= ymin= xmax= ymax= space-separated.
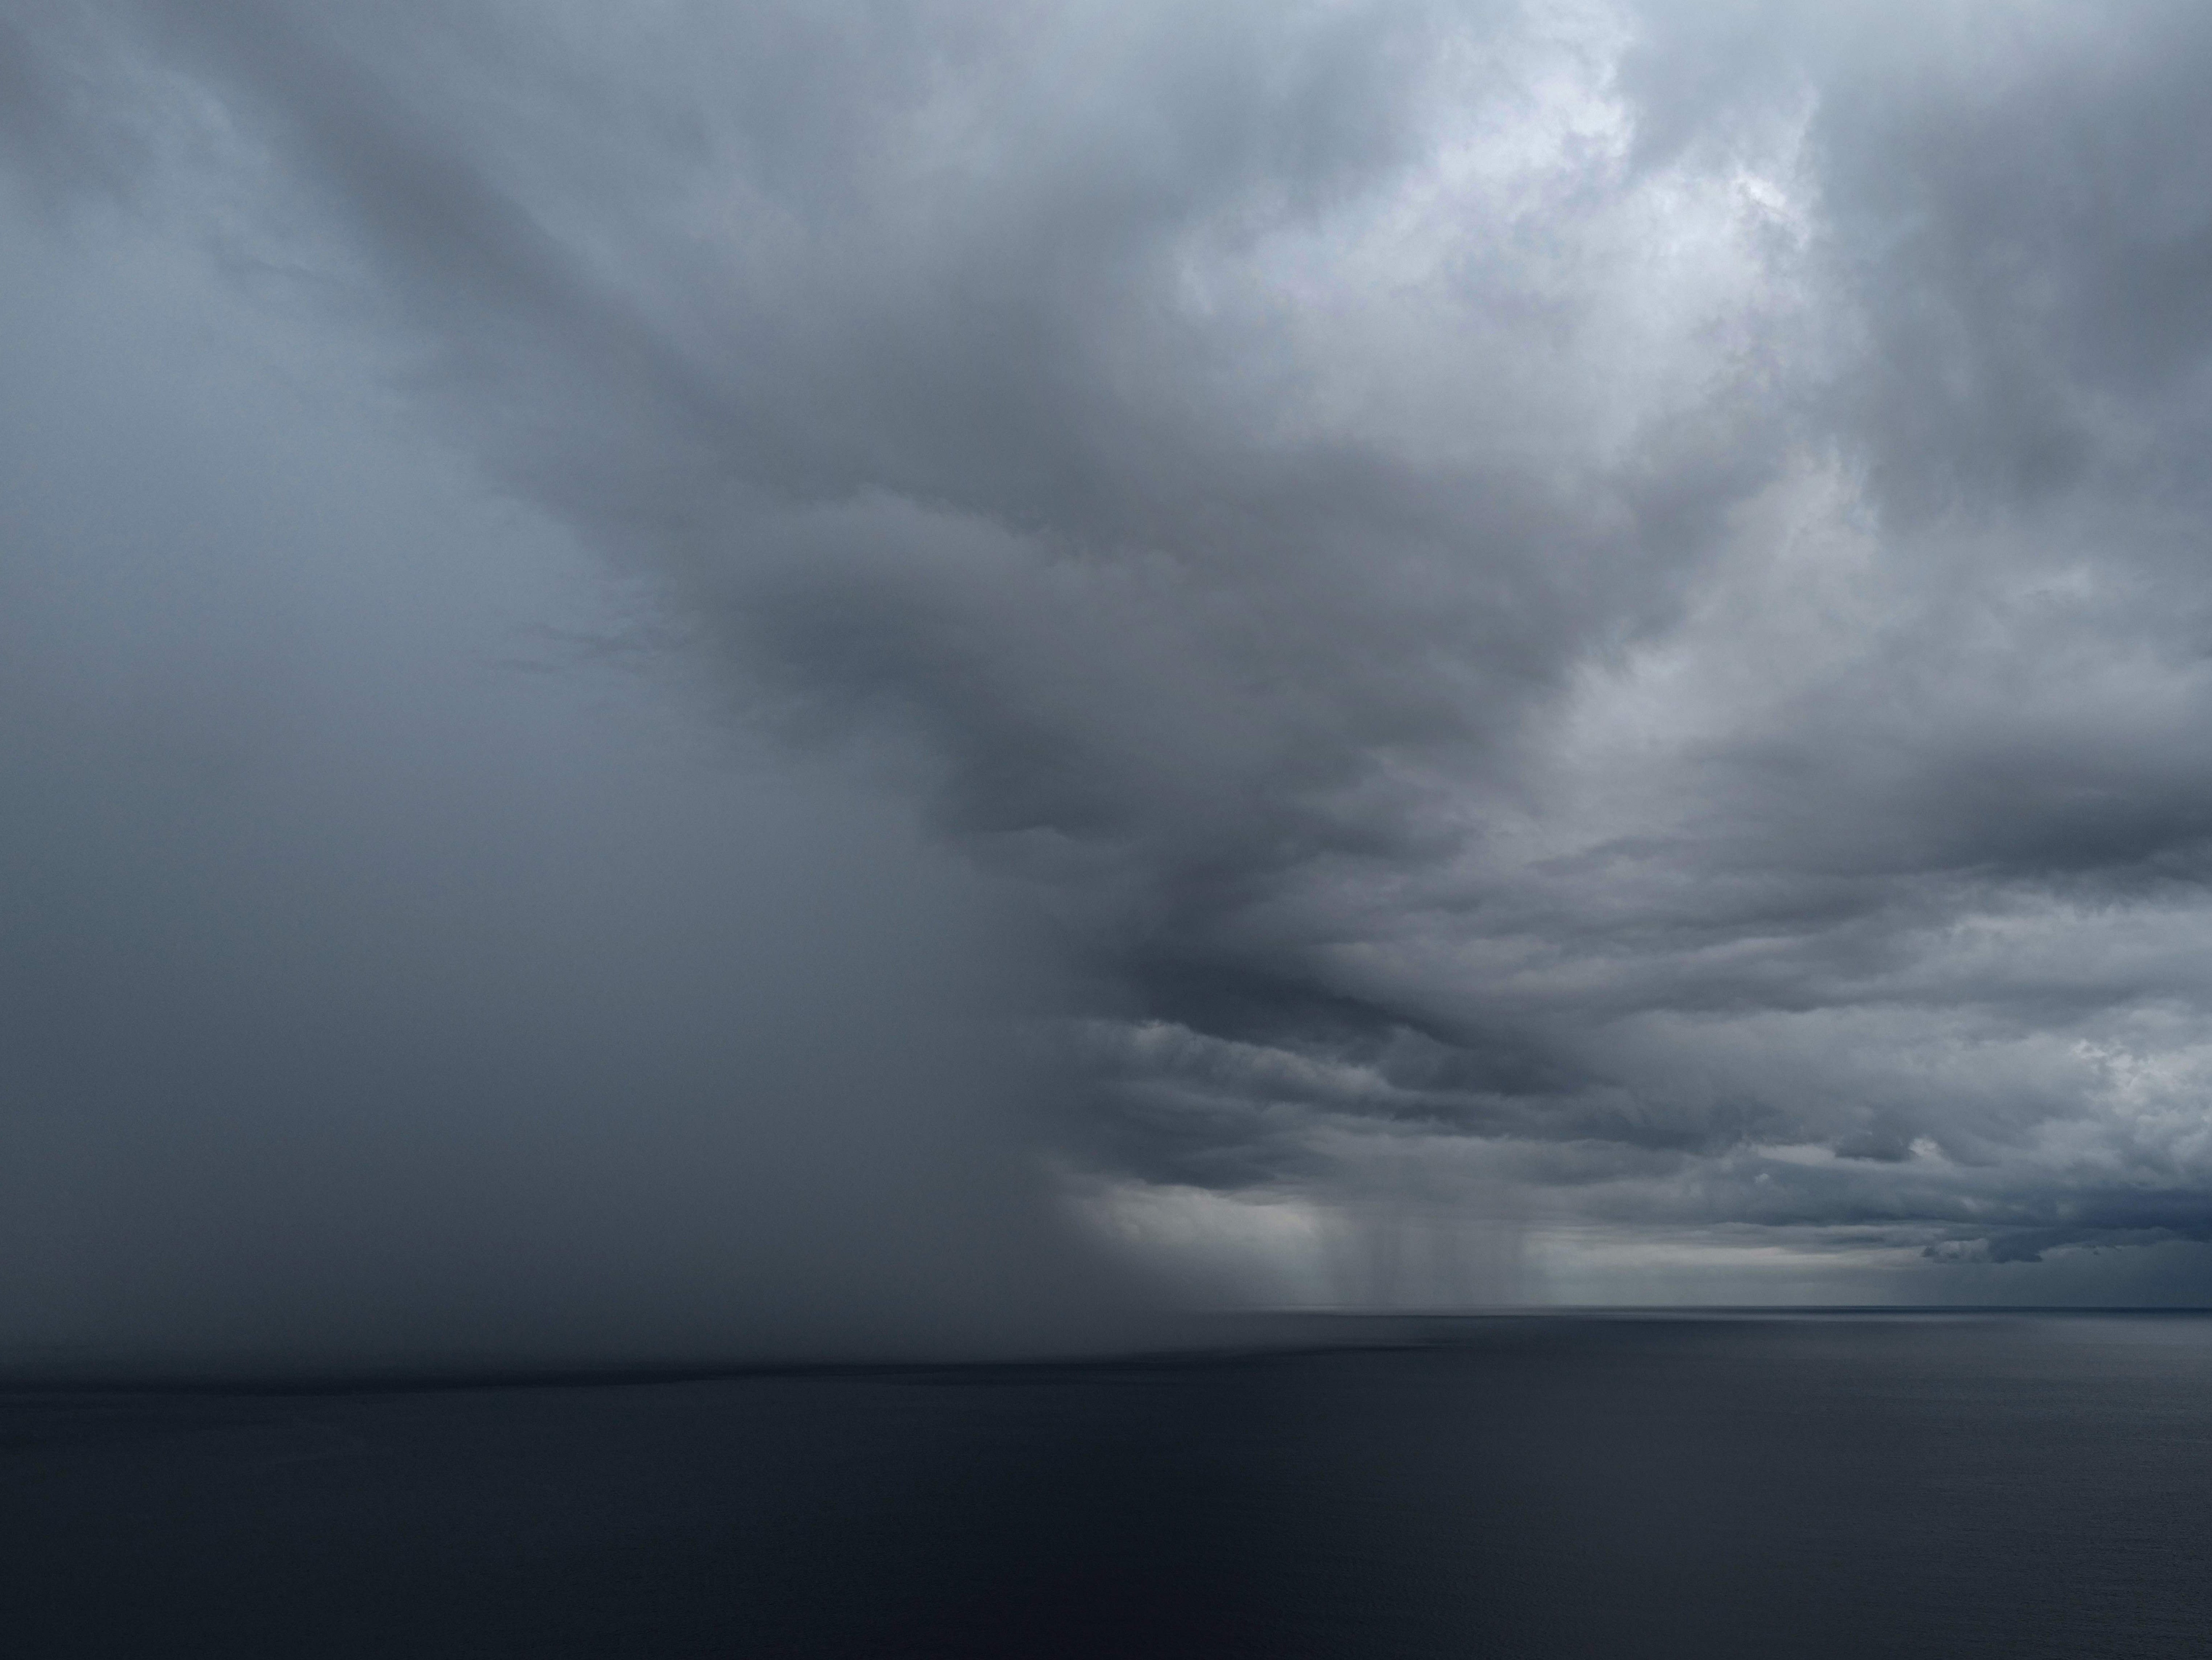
xmin=6 ymin=1314 xmax=2211 ymax=1657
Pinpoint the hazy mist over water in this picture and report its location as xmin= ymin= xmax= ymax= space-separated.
xmin=0 ymin=182 xmax=1161 ymax=1367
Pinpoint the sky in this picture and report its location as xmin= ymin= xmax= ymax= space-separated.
xmin=7 ymin=0 xmax=2212 ymax=1365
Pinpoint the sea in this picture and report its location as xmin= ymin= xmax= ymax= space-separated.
xmin=6 ymin=1312 xmax=2209 ymax=1657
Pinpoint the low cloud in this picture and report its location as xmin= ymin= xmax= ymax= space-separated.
xmin=9 ymin=0 xmax=2212 ymax=1339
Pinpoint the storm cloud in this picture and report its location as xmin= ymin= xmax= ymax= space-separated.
xmin=8 ymin=0 xmax=2212 ymax=1346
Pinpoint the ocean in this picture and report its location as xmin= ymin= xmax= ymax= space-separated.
xmin=7 ymin=1312 xmax=2209 ymax=1657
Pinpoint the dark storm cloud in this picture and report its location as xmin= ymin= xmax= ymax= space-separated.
xmin=0 ymin=154 xmax=1145 ymax=1367
xmin=9 ymin=0 xmax=2212 ymax=1311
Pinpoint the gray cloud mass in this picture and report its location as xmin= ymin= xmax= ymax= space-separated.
xmin=8 ymin=0 xmax=2212 ymax=1349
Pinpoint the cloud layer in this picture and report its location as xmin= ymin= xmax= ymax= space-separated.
xmin=10 ymin=0 xmax=2212 ymax=1320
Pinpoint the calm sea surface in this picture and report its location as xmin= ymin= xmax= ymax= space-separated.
xmin=6 ymin=1313 xmax=2210 ymax=1657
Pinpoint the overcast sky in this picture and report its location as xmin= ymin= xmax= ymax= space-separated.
xmin=8 ymin=0 xmax=2212 ymax=1364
